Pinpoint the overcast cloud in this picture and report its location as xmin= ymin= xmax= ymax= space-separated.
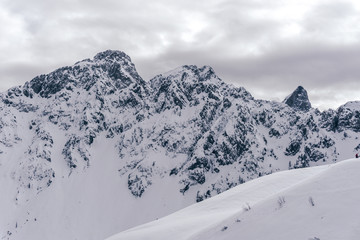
xmin=1 ymin=0 xmax=360 ymax=110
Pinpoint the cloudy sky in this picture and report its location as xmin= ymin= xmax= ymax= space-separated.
xmin=1 ymin=0 xmax=360 ymax=110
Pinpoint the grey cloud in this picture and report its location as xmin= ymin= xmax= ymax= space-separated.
xmin=302 ymin=1 xmax=360 ymax=38
xmin=227 ymin=43 xmax=360 ymax=84
xmin=306 ymin=1 xmax=357 ymax=20
xmin=0 ymin=63 xmax=48 ymax=89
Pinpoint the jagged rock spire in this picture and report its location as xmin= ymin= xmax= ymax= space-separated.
xmin=283 ymin=86 xmax=312 ymax=111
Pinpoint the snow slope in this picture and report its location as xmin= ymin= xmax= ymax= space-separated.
xmin=107 ymin=158 xmax=360 ymax=240
xmin=0 ymin=134 xmax=196 ymax=240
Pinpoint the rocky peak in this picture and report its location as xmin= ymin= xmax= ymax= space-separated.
xmin=328 ymin=101 xmax=360 ymax=132
xmin=151 ymin=65 xmax=211 ymax=81
xmin=148 ymin=65 xmax=227 ymax=110
xmin=181 ymin=65 xmax=216 ymax=80
xmin=23 ymin=50 xmax=145 ymax=98
xmin=150 ymin=65 xmax=225 ymax=93
xmin=93 ymin=50 xmax=132 ymax=63
xmin=283 ymin=86 xmax=312 ymax=111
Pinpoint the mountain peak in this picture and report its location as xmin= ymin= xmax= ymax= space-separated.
xmin=159 ymin=64 xmax=215 ymax=78
xmin=93 ymin=50 xmax=132 ymax=63
xmin=283 ymin=86 xmax=311 ymax=111
xmin=25 ymin=50 xmax=143 ymax=98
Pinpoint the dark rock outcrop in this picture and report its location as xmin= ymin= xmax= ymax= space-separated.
xmin=283 ymin=86 xmax=312 ymax=111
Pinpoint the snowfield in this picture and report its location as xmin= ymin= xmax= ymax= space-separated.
xmin=107 ymin=158 xmax=360 ymax=240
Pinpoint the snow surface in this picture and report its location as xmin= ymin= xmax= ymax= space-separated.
xmin=0 ymin=134 xmax=196 ymax=240
xmin=107 ymin=158 xmax=360 ymax=240
xmin=341 ymin=101 xmax=360 ymax=111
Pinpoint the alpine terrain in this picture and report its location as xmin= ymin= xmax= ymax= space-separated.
xmin=0 ymin=50 xmax=359 ymax=240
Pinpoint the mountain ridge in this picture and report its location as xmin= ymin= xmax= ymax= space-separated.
xmin=0 ymin=50 xmax=359 ymax=240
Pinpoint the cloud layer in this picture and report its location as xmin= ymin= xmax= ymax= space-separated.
xmin=1 ymin=0 xmax=360 ymax=109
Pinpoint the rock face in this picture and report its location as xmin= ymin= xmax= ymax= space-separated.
xmin=283 ymin=86 xmax=312 ymax=111
xmin=1 ymin=50 xmax=359 ymax=240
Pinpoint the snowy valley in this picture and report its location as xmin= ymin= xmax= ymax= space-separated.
xmin=0 ymin=50 xmax=359 ymax=240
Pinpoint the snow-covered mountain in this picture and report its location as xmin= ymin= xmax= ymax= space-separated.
xmin=107 ymin=158 xmax=360 ymax=240
xmin=0 ymin=50 xmax=359 ymax=240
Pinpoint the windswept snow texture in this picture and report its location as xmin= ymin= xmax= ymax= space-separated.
xmin=0 ymin=50 xmax=360 ymax=240
xmin=107 ymin=158 xmax=360 ymax=240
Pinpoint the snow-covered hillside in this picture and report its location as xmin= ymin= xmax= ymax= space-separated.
xmin=0 ymin=50 xmax=360 ymax=240
xmin=107 ymin=158 xmax=360 ymax=240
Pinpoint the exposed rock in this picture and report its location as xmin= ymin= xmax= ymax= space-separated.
xmin=283 ymin=86 xmax=312 ymax=111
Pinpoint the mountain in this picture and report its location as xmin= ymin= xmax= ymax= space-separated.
xmin=106 ymin=158 xmax=360 ymax=240
xmin=283 ymin=85 xmax=311 ymax=111
xmin=0 ymin=50 xmax=360 ymax=240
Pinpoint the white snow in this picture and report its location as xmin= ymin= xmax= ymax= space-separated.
xmin=107 ymin=158 xmax=360 ymax=240
xmin=0 ymin=134 xmax=196 ymax=240
xmin=341 ymin=101 xmax=360 ymax=111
